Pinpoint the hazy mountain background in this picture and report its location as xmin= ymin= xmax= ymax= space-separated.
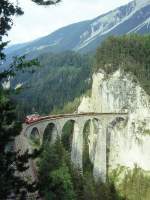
xmin=5 ymin=0 xmax=150 ymax=56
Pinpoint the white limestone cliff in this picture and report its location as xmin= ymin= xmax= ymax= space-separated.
xmin=77 ymin=69 xmax=150 ymax=173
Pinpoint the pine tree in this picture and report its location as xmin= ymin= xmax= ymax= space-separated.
xmin=0 ymin=0 xmax=60 ymax=199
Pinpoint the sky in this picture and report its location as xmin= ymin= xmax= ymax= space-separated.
xmin=8 ymin=0 xmax=133 ymax=45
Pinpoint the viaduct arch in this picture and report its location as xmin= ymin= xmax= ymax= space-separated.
xmin=21 ymin=112 xmax=128 ymax=182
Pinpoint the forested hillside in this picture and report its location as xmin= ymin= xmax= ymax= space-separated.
xmin=12 ymin=51 xmax=93 ymax=118
xmin=95 ymin=35 xmax=150 ymax=95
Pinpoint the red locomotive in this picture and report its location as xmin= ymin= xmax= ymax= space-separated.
xmin=25 ymin=113 xmax=41 ymax=124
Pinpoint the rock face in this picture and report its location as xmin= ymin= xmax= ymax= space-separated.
xmin=77 ymin=69 xmax=150 ymax=173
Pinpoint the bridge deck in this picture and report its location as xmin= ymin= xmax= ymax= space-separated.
xmin=25 ymin=112 xmax=128 ymax=126
xmin=46 ymin=112 xmax=128 ymax=118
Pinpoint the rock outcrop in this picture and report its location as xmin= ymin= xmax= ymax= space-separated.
xmin=77 ymin=69 xmax=150 ymax=173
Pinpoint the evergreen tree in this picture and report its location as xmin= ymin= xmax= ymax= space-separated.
xmin=0 ymin=0 xmax=60 ymax=198
xmin=38 ymin=138 xmax=76 ymax=200
xmin=0 ymin=90 xmax=38 ymax=199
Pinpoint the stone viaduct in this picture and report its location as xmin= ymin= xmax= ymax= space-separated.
xmin=20 ymin=112 xmax=128 ymax=182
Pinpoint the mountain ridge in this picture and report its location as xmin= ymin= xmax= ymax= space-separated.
xmin=5 ymin=0 xmax=150 ymax=56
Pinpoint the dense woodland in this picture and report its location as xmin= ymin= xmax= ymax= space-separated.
xmin=37 ymin=124 xmax=123 ymax=200
xmin=0 ymin=0 xmax=61 ymax=199
xmin=37 ymin=139 xmax=150 ymax=200
xmin=12 ymin=51 xmax=93 ymax=119
xmin=95 ymin=35 xmax=150 ymax=94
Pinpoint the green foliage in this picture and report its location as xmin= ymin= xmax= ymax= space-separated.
xmin=38 ymin=133 xmax=123 ymax=200
xmin=0 ymin=1 xmax=62 ymax=199
xmin=62 ymin=120 xmax=74 ymax=152
xmin=82 ymin=174 xmax=122 ymax=200
xmin=43 ymin=124 xmax=55 ymax=145
xmin=0 ymin=89 xmax=37 ymax=199
xmin=29 ymin=135 xmax=41 ymax=148
xmin=0 ymin=51 xmax=40 ymax=200
xmin=0 ymin=0 xmax=23 ymax=59
xmin=144 ymin=129 xmax=150 ymax=135
xmin=118 ymin=166 xmax=150 ymax=200
xmin=95 ymin=35 xmax=150 ymax=94
xmin=52 ymin=97 xmax=81 ymax=114
xmin=83 ymin=121 xmax=93 ymax=175
xmin=0 ymin=1 xmax=60 ymax=198
xmin=49 ymin=163 xmax=75 ymax=200
xmin=14 ymin=51 xmax=92 ymax=118
xmin=38 ymin=138 xmax=76 ymax=200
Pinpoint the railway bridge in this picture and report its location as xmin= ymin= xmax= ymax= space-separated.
xmin=21 ymin=112 xmax=128 ymax=182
